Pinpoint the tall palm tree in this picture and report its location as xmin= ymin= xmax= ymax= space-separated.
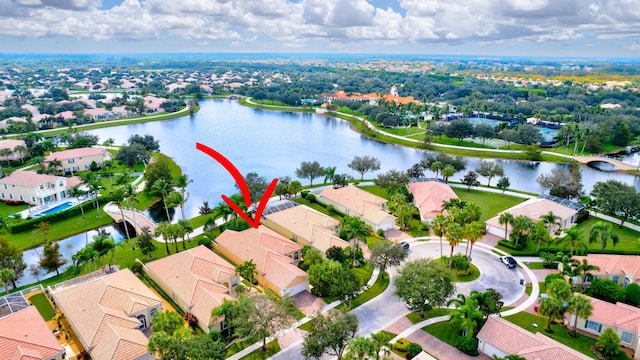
xmin=347 ymin=336 xmax=377 ymax=360
xmin=444 ymin=221 xmax=463 ymax=268
xmin=538 ymin=296 xmax=564 ymax=332
xmin=175 ymin=174 xmax=192 ymax=221
xmin=0 ymin=148 xmax=12 ymax=166
xmin=575 ymin=258 xmax=600 ymax=289
xmin=463 ymin=221 xmax=484 ymax=260
xmin=340 ymin=216 xmax=371 ymax=268
xmin=498 ymin=212 xmax=514 ymax=241
xmin=442 ymin=165 xmax=455 ymax=183
xmin=47 ymin=158 xmax=63 ymax=175
xmin=124 ymin=183 xmax=138 ymax=238
xmin=447 ymin=293 xmax=483 ymax=337
xmin=568 ymin=294 xmax=593 ymax=334
xmin=13 ymin=144 xmax=27 ymax=162
xmin=178 ymin=219 xmax=193 ymax=248
xmin=150 ymin=179 xmax=174 ymax=222
xmin=540 ymin=211 xmax=560 ymax=237
xmin=155 ymin=221 xmax=171 ymax=254
xmin=589 ymin=221 xmax=619 ymax=251
xmin=229 ymin=193 xmax=248 ymax=227
xmin=511 ymin=215 xmax=533 ymax=246
xmin=89 ymin=231 xmax=115 ymax=266
xmin=323 ymin=166 xmax=337 ymax=184
xmin=213 ymin=202 xmax=233 ymax=225
xmin=431 ymin=214 xmax=448 ymax=261
xmin=109 ymin=185 xmax=133 ymax=249
xmin=559 ymin=227 xmax=589 ymax=256
xmin=0 ymin=268 xmax=16 ymax=295
xmin=67 ymin=185 xmax=86 ymax=220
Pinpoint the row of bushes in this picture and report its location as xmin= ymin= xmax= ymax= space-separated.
xmin=393 ymin=338 xmax=423 ymax=359
xmin=497 ymin=240 xmax=640 ymax=256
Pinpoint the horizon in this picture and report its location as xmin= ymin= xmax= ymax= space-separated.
xmin=1 ymin=0 xmax=639 ymax=58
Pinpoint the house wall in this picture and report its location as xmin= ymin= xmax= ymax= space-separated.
xmin=0 ymin=180 xmax=67 ymax=205
xmin=574 ymin=316 xmax=639 ymax=355
xmin=52 ymin=153 xmax=107 ymax=174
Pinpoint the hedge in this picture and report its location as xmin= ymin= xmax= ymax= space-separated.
xmin=497 ymin=240 xmax=640 ymax=256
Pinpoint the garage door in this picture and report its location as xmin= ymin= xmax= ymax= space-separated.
xmin=487 ymin=225 xmax=504 ymax=237
xmin=282 ymin=281 xmax=309 ymax=297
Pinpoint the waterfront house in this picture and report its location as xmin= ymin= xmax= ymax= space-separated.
xmin=408 ymin=180 xmax=458 ymax=222
xmin=570 ymin=254 xmax=640 ymax=287
xmin=143 ymin=245 xmax=237 ymax=332
xmin=319 ymin=186 xmax=396 ymax=231
xmin=0 ymin=139 xmax=27 ymax=162
xmin=215 ymin=226 xmax=309 ymax=296
xmin=0 ymin=170 xmax=81 ymax=205
xmin=44 ymin=147 xmax=111 ymax=175
xmin=0 ymin=306 xmax=65 ymax=360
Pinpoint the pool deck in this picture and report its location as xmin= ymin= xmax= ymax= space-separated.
xmin=17 ymin=198 xmax=80 ymax=219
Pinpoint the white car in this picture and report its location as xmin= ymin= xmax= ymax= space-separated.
xmin=500 ymin=256 xmax=517 ymax=268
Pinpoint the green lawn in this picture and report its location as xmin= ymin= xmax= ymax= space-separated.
xmin=504 ymin=312 xmax=630 ymax=359
xmin=453 ymin=188 xmax=526 ymax=222
xmin=226 ymin=339 xmax=280 ymax=359
xmin=422 ymin=318 xmax=460 ymax=345
xmin=523 ymin=262 xmax=545 ymax=270
xmin=337 ymin=269 xmax=389 ymax=311
xmin=28 ymin=293 xmax=55 ymax=321
xmin=454 ymin=263 xmax=480 ymax=282
xmin=407 ymin=308 xmax=453 ymax=324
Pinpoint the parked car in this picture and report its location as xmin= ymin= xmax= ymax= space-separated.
xmin=500 ymin=256 xmax=517 ymax=269
xmin=399 ymin=241 xmax=410 ymax=251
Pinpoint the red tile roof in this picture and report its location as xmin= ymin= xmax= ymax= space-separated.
xmin=573 ymin=254 xmax=640 ymax=281
xmin=44 ymin=147 xmax=110 ymax=162
xmin=585 ymin=295 xmax=640 ymax=332
xmin=0 ymin=306 xmax=64 ymax=360
xmin=0 ymin=170 xmax=65 ymax=187
xmin=408 ymin=181 xmax=458 ymax=219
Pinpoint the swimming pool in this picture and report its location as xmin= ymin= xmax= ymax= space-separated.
xmin=34 ymin=201 xmax=74 ymax=217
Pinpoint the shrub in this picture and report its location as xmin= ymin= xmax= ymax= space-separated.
xmin=301 ymin=190 xmax=309 ymax=198
xmin=407 ymin=343 xmax=423 ymax=358
xmin=451 ymin=254 xmax=470 ymax=271
xmin=305 ymin=193 xmax=316 ymax=203
xmin=626 ymin=283 xmax=640 ymax=306
xmin=454 ymin=336 xmax=478 ymax=355
xmin=592 ymin=328 xmax=621 ymax=359
xmin=197 ymin=237 xmax=213 ymax=249
xmin=591 ymin=278 xmax=627 ymax=304
xmin=393 ymin=338 xmax=411 ymax=352
xmin=131 ymin=261 xmax=143 ymax=274
xmin=376 ymin=228 xmax=385 ymax=238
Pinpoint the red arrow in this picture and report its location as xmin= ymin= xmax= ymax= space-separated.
xmin=196 ymin=142 xmax=278 ymax=229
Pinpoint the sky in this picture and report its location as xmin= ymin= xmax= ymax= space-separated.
xmin=0 ymin=0 xmax=639 ymax=57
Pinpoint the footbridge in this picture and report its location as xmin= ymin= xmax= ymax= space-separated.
xmin=104 ymin=203 xmax=157 ymax=235
xmin=573 ymin=156 xmax=637 ymax=171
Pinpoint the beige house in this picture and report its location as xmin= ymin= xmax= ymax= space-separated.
xmin=571 ymin=254 xmax=640 ymax=287
xmin=319 ymin=186 xmax=396 ymax=231
xmin=0 ymin=306 xmax=65 ymax=360
xmin=143 ymin=245 xmax=237 ymax=333
xmin=44 ymin=147 xmax=111 ymax=175
xmin=408 ymin=181 xmax=458 ymax=222
xmin=477 ymin=316 xmax=590 ymax=359
xmin=263 ymin=204 xmax=350 ymax=254
xmin=0 ymin=170 xmax=81 ymax=205
xmin=50 ymin=269 xmax=161 ymax=360
xmin=569 ymin=295 xmax=640 ymax=359
xmin=485 ymin=197 xmax=580 ymax=239
xmin=0 ymin=139 xmax=27 ymax=162
xmin=216 ymin=226 xmax=309 ymax=296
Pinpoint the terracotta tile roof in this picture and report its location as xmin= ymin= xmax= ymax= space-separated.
xmin=0 ymin=139 xmax=26 ymax=151
xmin=216 ymin=226 xmax=307 ymax=292
xmin=0 ymin=170 xmax=65 ymax=187
xmin=90 ymin=323 xmax=150 ymax=360
xmin=573 ymin=254 xmax=640 ymax=281
xmin=477 ymin=317 xmax=590 ymax=360
xmin=0 ymin=306 xmax=64 ymax=360
xmin=486 ymin=198 xmax=577 ymax=230
xmin=51 ymin=269 xmax=161 ymax=360
xmin=584 ymin=295 xmax=640 ymax=332
xmin=44 ymin=147 xmax=110 ymax=162
xmin=320 ymin=186 xmax=395 ymax=227
xmin=408 ymin=181 xmax=458 ymax=219
xmin=144 ymin=246 xmax=235 ymax=327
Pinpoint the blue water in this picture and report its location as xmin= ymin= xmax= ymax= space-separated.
xmin=35 ymin=201 xmax=73 ymax=217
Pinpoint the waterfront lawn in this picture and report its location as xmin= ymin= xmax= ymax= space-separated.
xmin=28 ymin=293 xmax=55 ymax=321
xmin=504 ymin=312 xmax=631 ymax=359
xmin=6 ymin=207 xmax=112 ymax=251
xmin=452 ymin=188 xmax=526 ymax=222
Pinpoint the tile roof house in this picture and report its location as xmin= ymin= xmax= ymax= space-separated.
xmin=408 ymin=181 xmax=458 ymax=222
xmin=569 ymin=295 xmax=640 ymax=359
xmin=50 ymin=269 xmax=161 ymax=360
xmin=571 ymin=254 xmax=640 ymax=288
xmin=44 ymin=147 xmax=111 ymax=175
xmin=0 ymin=170 xmax=80 ymax=206
xmin=0 ymin=139 xmax=27 ymax=162
xmin=143 ymin=245 xmax=238 ymax=332
xmin=319 ymin=186 xmax=397 ymax=231
xmin=263 ymin=204 xmax=350 ymax=254
xmin=215 ymin=226 xmax=309 ymax=297
xmin=0 ymin=306 xmax=65 ymax=360
xmin=485 ymin=197 xmax=579 ymax=239
xmin=477 ymin=316 xmax=591 ymax=360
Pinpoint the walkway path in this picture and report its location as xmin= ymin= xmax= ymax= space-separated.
xmin=103 ymin=202 xmax=158 ymax=234
xmin=574 ymin=155 xmax=637 ymax=171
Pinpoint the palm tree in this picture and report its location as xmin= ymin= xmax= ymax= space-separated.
xmin=89 ymin=231 xmax=115 ymax=266
xmin=150 ymin=179 xmax=174 ymax=222
xmin=67 ymin=185 xmax=86 ymax=220
xmin=178 ymin=219 xmax=193 ymax=248
xmin=559 ymin=227 xmax=589 ymax=256
xmin=124 ymin=183 xmax=139 ymax=238
xmin=0 ymin=148 xmax=12 ymax=166
xmin=575 ymin=258 xmax=600 ymax=289
xmin=441 ymin=165 xmax=455 ymax=183
xmin=47 ymin=158 xmax=63 ymax=175
xmin=175 ymin=174 xmax=192 ymax=222
xmin=532 ymin=221 xmax=551 ymax=252
xmin=109 ymin=185 xmax=133 ymax=249
xmin=323 ymin=166 xmax=337 ymax=184
xmin=463 ymin=221 xmax=484 ymax=261
xmin=554 ymin=252 xmax=579 ymax=279
xmin=340 ymin=216 xmax=371 ymax=268
xmin=13 ymin=144 xmax=27 ymax=162
xmin=347 ymin=336 xmax=377 ymax=360
xmin=213 ymin=202 xmax=233 ymax=225
xmin=498 ymin=212 xmax=514 ymax=241
xmin=511 ymin=215 xmax=533 ymax=246
xmin=567 ymin=294 xmax=593 ymax=335
xmin=444 ymin=221 xmax=464 ymax=268
xmin=538 ymin=296 xmax=565 ymax=332
xmin=589 ymin=221 xmax=619 ymax=251
xmin=155 ymin=221 xmax=171 ymax=254
xmin=431 ymin=214 xmax=448 ymax=261
xmin=235 ymin=259 xmax=257 ymax=284
xmin=540 ymin=211 xmax=560 ymax=237
xmin=430 ymin=161 xmax=443 ymax=179
xmin=229 ymin=193 xmax=248 ymax=227
xmin=0 ymin=268 xmax=16 ymax=295
xmin=447 ymin=293 xmax=483 ymax=337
